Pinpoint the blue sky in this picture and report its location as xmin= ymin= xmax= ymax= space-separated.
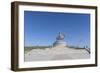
xmin=24 ymin=11 xmax=90 ymax=48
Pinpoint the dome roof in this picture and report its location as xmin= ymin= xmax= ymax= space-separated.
xmin=56 ymin=32 xmax=65 ymax=40
xmin=53 ymin=32 xmax=66 ymax=47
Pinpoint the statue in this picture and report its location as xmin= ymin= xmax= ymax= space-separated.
xmin=53 ymin=32 xmax=66 ymax=47
xmin=56 ymin=32 xmax=65 ymax=40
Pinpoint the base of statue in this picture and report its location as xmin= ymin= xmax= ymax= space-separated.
xmin=53 ymin=40 xmax=66 ymax=47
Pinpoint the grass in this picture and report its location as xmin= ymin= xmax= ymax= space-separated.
xmin=24 ymin=45 xmax=90 ymax=54
xmin=24 ymin=46 xmax=52 ymax=54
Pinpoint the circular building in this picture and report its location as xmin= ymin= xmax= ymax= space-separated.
xmin=53 ymin=32 xmax=66 ymax=47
